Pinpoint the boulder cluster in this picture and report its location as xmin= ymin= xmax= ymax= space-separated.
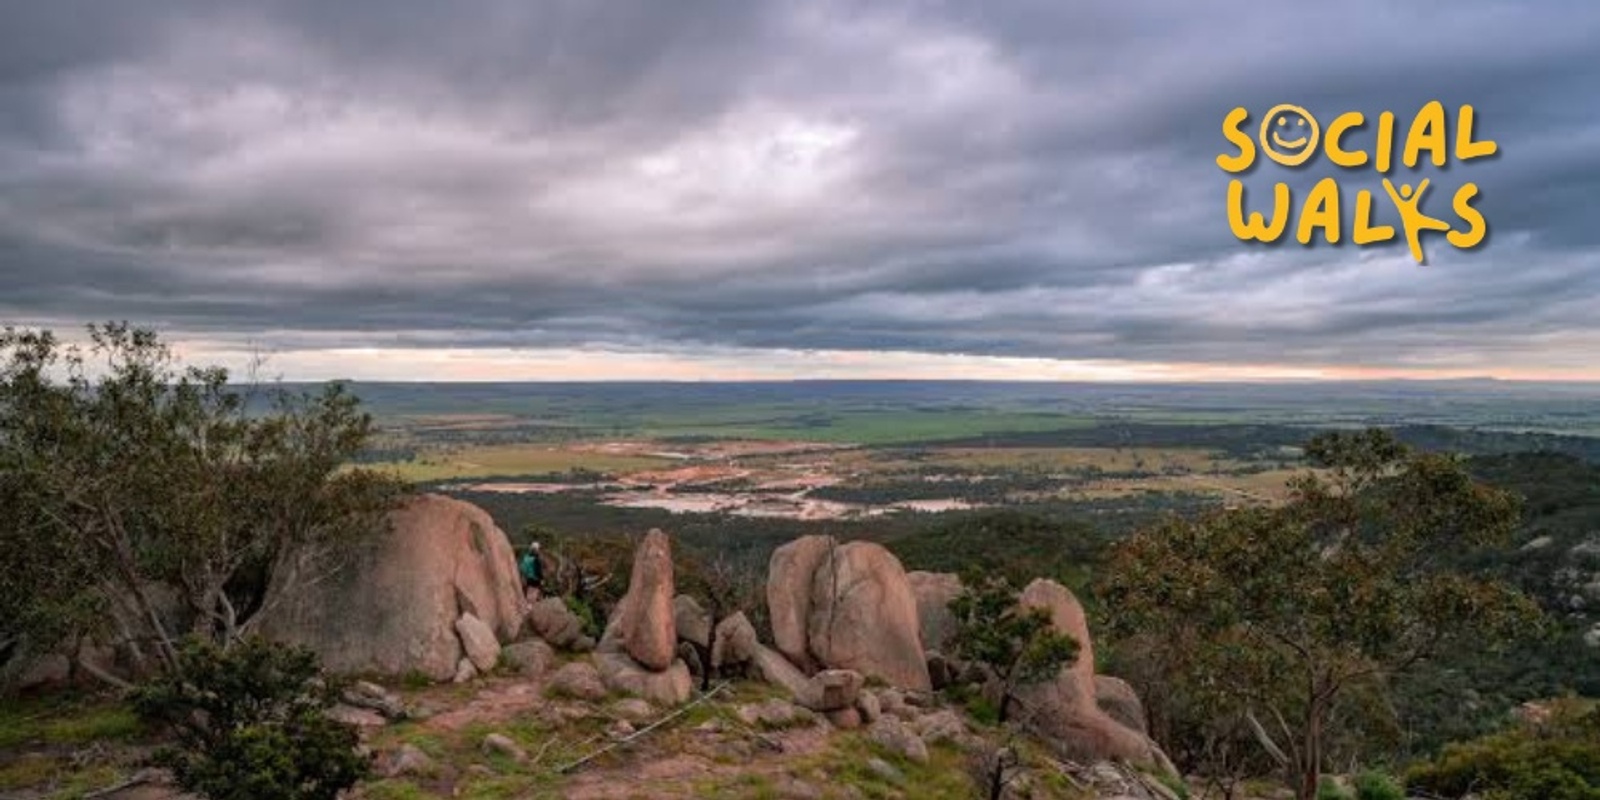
xmin=15 ymin=493 xmax=1163 ymax=767
xmin=253 ymin=494 xmax=527 ymax=682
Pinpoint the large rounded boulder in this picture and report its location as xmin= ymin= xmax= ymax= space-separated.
xmin=254 ymin=494 xmax=524 ymax=681
xmin=615 ymin=529 xmax=677 ymax=671
xmin=767 ymin=535 xmax=837 ymax=672
xmin=906 ymin=571 xmax=963 ymax=653
xmin=806 ymin=541 xmax=931 ymax=692
xmin=1007 ymin=578 xmax=1158 ymax=765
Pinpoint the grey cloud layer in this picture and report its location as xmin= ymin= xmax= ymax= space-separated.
xmin=2 ymin=0 xmax=1599 ymax=370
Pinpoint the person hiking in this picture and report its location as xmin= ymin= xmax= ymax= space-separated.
xmin=519 ymin=542 xmax=544 ymax=602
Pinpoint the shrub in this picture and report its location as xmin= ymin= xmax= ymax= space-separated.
xmin=1352 ymin=770 xmax=1403 ymax=800
xmin=1406 ymin=699 xmax=1600 ymax=800
xmin=948 ymin=574 xmax=1078 ymax=724
xmin=130 ymin=637 xmax=369 ymax=800
xmin=564 ymin=595 xmax=602 ymax=639
xmin=1316 ymin=777 xmax=1353 ymax=800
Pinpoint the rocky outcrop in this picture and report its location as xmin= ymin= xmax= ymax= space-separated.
xmin=253 ymin=494 xmax=524 ymax=681
xmin=1094 ymin=675 xmax=1148 ymax=735
xmin=1008 ymin=578 xmax=1159 ymax=766
xmin=674 ymin=594 xmax=711 ymax=650
xmin=527 ymin=597 xmax=587 ymax=650
xmin=1017 ymin=578 xmax=1095 ymax=683
xmin=593 ymin=530 xmax=693 ymax=705
xmin=907 ymin=571 xmax=963 ymax=653
xmin=766 ymin=535 xmax=931 ymax=691
xmin=502 ymin=640 xmax=556 ymax=677
xmin=455 ymin=612 xmax=502 ymax=673
xmin=751 ymin=645 xmax=863 ymax=712
xmin=807 ymin=541 xmax=931 ymax=691
xmin=548 ymin=661 xmax=608 ymax=701
xmin=711 ymin=612 xmax=758 ymax=669
xmin=594 ymin=645 xmax=693 ymax=706
xmin=768 ymin=535 xmax=837 ymax=671
xmin=616 ymin=530 xmax=676 ymax=671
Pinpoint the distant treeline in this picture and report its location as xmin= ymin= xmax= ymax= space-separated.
xmin=922 ymin=421 xmax=1600 ymax=463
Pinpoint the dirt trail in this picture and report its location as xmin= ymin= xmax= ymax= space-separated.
xmin=563 ymin=724 xmax=834 ymax=799
xmin=422 ymin=676 xmax=551 ymax=731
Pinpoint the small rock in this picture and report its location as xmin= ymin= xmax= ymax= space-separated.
xmin=528 ymin=597 xmax=587 ymax=650
xmin=805 ymin=669 xmax=864 ymax=711
xmin=453 ymin=658 xmax=479 ymax=684
xmin=827 ymin=707 xmax=863 ymax=730
xmin=711 ymin=612 xmax=759 ymax=669
xmin=912 ymin=709 xmax=969 ymax=746
xmin=548 ymin=661 xmax=608 ymax=701
xmin=867 ymin=717 xmax=929 ymax=764
xmin=543 ymin=702 xmax=595 ymax=724
xmin=465 ymin=764 xmax=496 ymax=779
xmin=611 ymin=698 xmax=655 ymax=722
xmin=857 ymin=691 xmax=882 ymax=724
xmin=379 ymin=743 xmax=435 ymax=778
xmin=608 ymin=719 xmax=637 ymax=738
xmin=327 ymin=704 xmax=388 ymax=728
xmin=674 ymin=594 xmax=712 ymax=649
xmin=737 ymin=698 xmax=813 ymax=729
xmin=481 ymin=733 xmax=527 ymax=762
xmin=456 ymin=612 xmax=503 ymax=673
xmin=877 ymin=687 xmax=907 ymax=715
xmin=344 ymin=680 xmax=407 ymax=719
xmin=866 ymin=757 xmax=905 ymax=785
xmin=501 ymin=640 xmax=557 ymax=677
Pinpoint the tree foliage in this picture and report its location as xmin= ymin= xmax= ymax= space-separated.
xmin=131 ymin=637 xmax=369 ymax=800
xmin=1101 ymin=429 xmax=1541 ymax=800
xmin=1406 ymin=698 xmax=1600 ymax=800
xmin=949 ymin=575 xmax=1080 ymax=723
xmin=0 ymin=324 xmax=405 ymax=677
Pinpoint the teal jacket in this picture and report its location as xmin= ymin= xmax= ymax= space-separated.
xmin=520 ymin=552 xmax=543 ymax=584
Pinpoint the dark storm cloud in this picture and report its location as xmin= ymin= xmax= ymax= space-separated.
xmin=3 ymin=0 xmax=1600 ymax=372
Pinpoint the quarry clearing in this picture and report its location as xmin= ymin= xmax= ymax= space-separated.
xmin=388 ymin=437 xmax=1294 ymax=519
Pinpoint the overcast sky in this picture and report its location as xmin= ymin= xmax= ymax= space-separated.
xmin=2 ymin=0 xmax=1598 ymax=381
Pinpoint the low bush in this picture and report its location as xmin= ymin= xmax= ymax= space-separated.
xmin=1316 ymin=776 xmax=1353 ymax=800
xmin=130 ymin=637 xmax=369 ymax=800
xmin=1352 ymin=770 xmax=1403 ymax=800
xmin=1406 ymin=698 xmax=1600 ymax=800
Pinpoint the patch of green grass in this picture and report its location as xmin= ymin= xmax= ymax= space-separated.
xmin=691 ymin=772 xmax=781 ymax=799
xmin=0 ymin=695 xmax=143 ymax=749
xmin=361 ymin=779 xmax=437 ymax=800
xmin=372 ymin=445 xmax=669 ymax=482
xmin=0 ymin=754 xmax=60 ymax=792
xmin=0 ymin=754 xmax=124 ymax=797
xmin=400 ymin=669 xmax=435 ymax=690
xmin=49 ymin=763 xmax=127 ymax=798
xmin=457 ymin=774 xmax=566 ymax=800
xmin=800 ymin=735 xmax=979 ymax=800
